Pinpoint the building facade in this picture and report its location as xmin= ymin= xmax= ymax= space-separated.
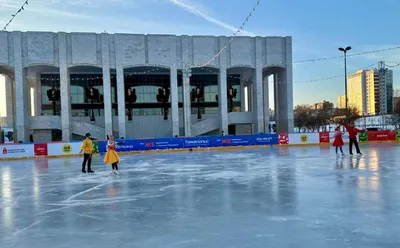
xmin=337 ymin=95 xmax=345 ymax=109
xmin=313 ymin=100 xmax=334 ymax=110
xmin=347 ymin=66 xmax=393 ymax=116
xmin=0 ymin=31 xmax=293 ymax=142
xmin=347 ymin=70 xmax=367 ymax=114
xmin=365 ymin=65 xmax=393 ymax=115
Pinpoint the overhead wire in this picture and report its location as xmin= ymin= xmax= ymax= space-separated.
xmin=1 ymin=0 xmax=29 ymax=31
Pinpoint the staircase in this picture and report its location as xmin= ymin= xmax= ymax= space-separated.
xmin=71 ymin=120 xmax=107 ymax=140
xmin=190 ymin=115 xmax=220 ymax=136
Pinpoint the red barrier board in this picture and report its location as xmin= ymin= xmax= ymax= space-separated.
xmin=278 ymin=133 xmax=289 ymax=144
xmin=319 ymin=132 xmax=330 ymax=143
xmin=368 ymin=130 xmax=396 ymax=141
xmin=34 ymin=144 xmax=48 ymax=156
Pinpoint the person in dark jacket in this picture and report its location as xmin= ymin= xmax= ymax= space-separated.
xmin=341 ymin=120 xmax=365 ymax=155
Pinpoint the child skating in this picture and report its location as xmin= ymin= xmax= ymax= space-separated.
xmin=103 ymin=135 xmax=121 ymax=175
xmin=332 ymin=126 xmax=345 ymax=156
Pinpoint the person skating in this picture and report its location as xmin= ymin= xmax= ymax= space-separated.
xmin=80 ymin=133 xmax=94 ymax=173
xmin=341 ymin=120 xmax=365 ymax=155
xmin=332 ymin=126 xmax=344 ymax=155
xmin=103 ymin=135 xmax=121 ymax=175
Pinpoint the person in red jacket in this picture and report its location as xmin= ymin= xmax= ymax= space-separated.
xmin=341 ymin=120 xmax=365 ymax=155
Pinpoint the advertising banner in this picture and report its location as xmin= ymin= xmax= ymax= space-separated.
xmin=358 ymin=132 xmax=368 ymax=142
xmin=288 ymin=133 xmax=319 ymax=145
xmin=47 ymin=142 xmax=82 ymax=156
xmin=278 ymin=133 xmax=289 ymax=145
xmin=253 ymin=134 xmax=278 ymax=145
xmin=396 ymin=130 xmax=400 ymax=141
xmin=214 ymin=134 xmax=277 ymax=147
xmin=3 ymin=127 xmax=14 ymax=144
xmin=0 ymin=144 xmax=34 ymax=158
xmin=368 ymin=130 xmax=396 ymax=141
xmin=182 ymin=137 xmax=218 ymax=149
xmin=34 ymin=144 xmax=48 ymax=156
xmin=98 ymin=134 xmax=279 ymax=153
xmin=319 ymin=132 xmax=330 ymax=143
xmin=155 ymin=138 xmax=182 ymax=150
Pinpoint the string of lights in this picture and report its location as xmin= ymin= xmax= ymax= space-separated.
xmin=2 ymin=0 xmax=29 ymax=31
xmin=196 ymin=62 xmax=378 ymax=85
xmin=194 ymin=0 xmax=262 ymax=68
xmin=7 ymin=62 xmax=383 ymax=85
xmin=3 ymin=45 xmax=400 ymax=81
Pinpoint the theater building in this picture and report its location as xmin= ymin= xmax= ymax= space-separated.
xmin=0 ymin=31 xmax=293 ymax=142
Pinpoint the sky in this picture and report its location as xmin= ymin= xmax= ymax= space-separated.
xmin=0 ymin=0 xmax=400 ymax=116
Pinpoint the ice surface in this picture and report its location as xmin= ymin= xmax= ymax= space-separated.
xmin=1 ymin=144 xmax=400 ymax=247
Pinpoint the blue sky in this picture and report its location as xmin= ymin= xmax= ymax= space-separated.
xmin=0 ymin=0 xmax=400 ymax=110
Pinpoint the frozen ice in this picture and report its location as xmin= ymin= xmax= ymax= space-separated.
xmin=1 ymin=144 xmax=400 ymax=247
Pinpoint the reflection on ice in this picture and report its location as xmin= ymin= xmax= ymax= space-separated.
xmin=0 ymin=144 xmax=400 ymax=247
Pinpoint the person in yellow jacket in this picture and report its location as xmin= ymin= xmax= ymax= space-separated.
xmin=103 ymin=135 xmax=120 ymax=175
xmin=80 ymin=133 xmax=94 ymax=173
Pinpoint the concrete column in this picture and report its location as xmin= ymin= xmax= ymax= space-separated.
xmin=59 ymin=32 xmax=72 ymax=142
xmin=35 ymin=72 xmax=42 ymax=117
xmin=285 ymin=37 xmax=294 ymax=133
xmin=275 ymin=37 xmax=294 ymax=133
xmin=116 ymin=66 xmax=126 ymax=138
xmin=169 ymin=36 xmax=179 ymax=137
xmin=13 ymin=32 xmax=29 ymax=142
xmin=263 ymin=75 xmax=270 ymax=133
xmin=101 ymin=33 xmax=112 ymax=137
xmin=240 ymin=75 xmax=246 ymax=112
xmin=27 ymin=68 xmax=37 ymax=116
xmin=218 ymin=67 xmax=228 ymax=134
xmin=274 ymin=72 xmax=280 ymax=131
xmin=253 ymin=38 xmax=264 ymax=134
xmin=218 ymin=36 xmax=228 ymax=134
xmin=170 ymin=66 xmax=179 ymax=136
xmin=5 ymin=76 xmax=14 ymax=127
xmin=182 ymin=68 xmax=191 ymax=136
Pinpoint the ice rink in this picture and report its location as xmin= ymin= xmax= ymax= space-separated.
xmin=1 ymin=144 xmax=400 ymax=247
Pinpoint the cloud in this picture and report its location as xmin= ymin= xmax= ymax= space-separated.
xmin=165 ymin=0 xmax=255 ymax=36
xmin=0 ymin=1 xmax=92 ymax=20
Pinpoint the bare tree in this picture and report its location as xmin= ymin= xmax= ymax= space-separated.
xmin=294 ymin=105 xmax=335 ymax=132
xmin=394 ymin=88 xmax=400 ymax=97
xmin=386 ymin=96 xmax=400 ymax=129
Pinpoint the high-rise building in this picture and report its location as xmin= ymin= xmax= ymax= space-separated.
xmin=347 ymin=63 xmax=393 ymax=116
xmin=313 ymin=100 xmax=334 ymax=110
xmin=337 ymin=95 xmax=346 ymax=109
xmin=347 ymin=70 xmax=367 ymax=114
xmin=365 ymin=62 xmax=393 ymax=115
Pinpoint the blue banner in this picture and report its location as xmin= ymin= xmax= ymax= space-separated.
xmin=98 ymin=134 xmax=278 ymax=153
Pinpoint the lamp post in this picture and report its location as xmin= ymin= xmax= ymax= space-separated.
xmin=156 ymin=87 xmax=170 ymax=120
xmin=227 ymin=86 xmax=237 ymax=112
xmin=126 ymin=88 xmax=137 ymax=121
xmin=86 ymin=86 xmax=99 ymax=122
xmin=191 ymin=86 xmax=203 ymax=120
xmin=338 ymin=46 xmax=351 ymax=122
xmin=47 ymin=86 xmax=60 ymax=115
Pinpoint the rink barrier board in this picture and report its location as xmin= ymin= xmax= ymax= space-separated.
xmin=0 ymin=131 xmax=399 ymax=160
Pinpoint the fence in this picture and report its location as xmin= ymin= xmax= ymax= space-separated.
xmin=0 ymin=130 xmax=399 ymax=160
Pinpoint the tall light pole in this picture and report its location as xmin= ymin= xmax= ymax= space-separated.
xmin=338 ymin=46 xmax=352 ymax=122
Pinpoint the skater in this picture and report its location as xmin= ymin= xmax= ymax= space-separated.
xmin=80 ymin=133 xmax=94 ymax=173
xmin=341 ymin=120 xmax=365 ymax=155
xmin=104 ymin=135 xmax=120 ymax=175
xmin=332 ymin=126 xmax=344 ymax=155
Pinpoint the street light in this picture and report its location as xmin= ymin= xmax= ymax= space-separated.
xmin=338 ymin=46 xmax=352 ymax=122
